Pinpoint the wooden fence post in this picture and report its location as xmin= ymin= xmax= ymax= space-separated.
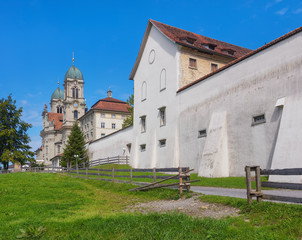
xmin=130 ymin=168 xmax=133 ymax=184
xmin=245 ymin=166 xmax=252 ymax=204
xmin=98 ymin=160 xmax=100 ymax=180
xmin=153 ymin=168 xmax=156 ymax=183
xmin=186 ymin=167 xmax=191 ymax=192
xmin=112 ymin=168 xmax=115 ymax=183
xmin=126 ymin=156 xmax=129 ymax=165
xmin=255 ymin=166 xmax=262 ymax=203
xmin=179 ymin=167 xmax=183 ymax=195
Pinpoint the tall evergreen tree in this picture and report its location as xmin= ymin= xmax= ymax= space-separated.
xmin=122 ymin=94 xmax=133 ymax=128
xmin=61 ymin=122 xmax=88 ymax=168
xmin=0 ymin=95 xmax=34 ymax=171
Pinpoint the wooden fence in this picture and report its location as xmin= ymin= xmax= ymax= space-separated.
xmin=86 ymin=156 xmax=129 ymax=167
xmin=245 ymin=166 xmax=302 ymax=204
xmin=27 ymin=165 xmax=196 ymax=194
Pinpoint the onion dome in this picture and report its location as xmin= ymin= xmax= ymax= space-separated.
xmin=64 ymin=65 xmax=84 ymax=81
xmin=51 ymin=87 xmax=64 ymax=100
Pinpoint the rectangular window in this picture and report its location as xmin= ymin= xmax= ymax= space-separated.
xmin=112 ymin=114 xmax=116 ymax=119
xmin=252 ymin=114 xmax=266 ymax=126
xmin=140 ymin=144 xmax=146 ymax=152
xmin=101 ymin=113 xmax=105 ymax=118
xmin=112 ymin=123 xmax=116 ymax=129
xmin=211 ymin=63 xmax=218 ymax=72
xmin=72 ymin=88 xmax=75 ymax=98
xmin=159 ymin=139 xmax=166 ymax=147
xmin=76 ymin=88 xmax=79 ymax=99
xmin=159 ymin=107 xmax=166 ymax=126
xmin=189 ymin=58 xmax=197 ymax=69
xmin=122 ymin=115 xmax=125 ymax=119
xmin=101 ymin=122 xmax=105 ymax=128
xmin=198 ymin=129 xmax=207 ymax=138
xmin=101 ymin=133 xmax=105 ymax=137
xmin=141 ymin=116 xmax=146 ymax=133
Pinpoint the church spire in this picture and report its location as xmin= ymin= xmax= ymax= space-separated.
xmin=107 ymin=88 xmax=112 ymax=98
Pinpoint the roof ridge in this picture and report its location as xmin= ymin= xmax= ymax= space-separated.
xmin=150 ymin=19 xmax=252 ymax=51
xmin=177 ymin=24 xmax=302 ymax=93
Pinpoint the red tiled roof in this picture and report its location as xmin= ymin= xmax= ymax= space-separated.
xmin=177 ymin=25 xmax=302 ymax=93
xmin=48 ymin=113 xmax=63 ymax=130
xmin=91 ymin=97 xmax=131 ymax=113
xmin=130 ymin=19 xmax=252 ymax=80
xmin=150 ymin=19 xmax=252 ymax=59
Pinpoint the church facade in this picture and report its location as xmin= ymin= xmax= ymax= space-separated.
xmin=36 ymin=63 xmax=131 ymax=166
xmin=36 ymin=64 xmax=86 ymax=166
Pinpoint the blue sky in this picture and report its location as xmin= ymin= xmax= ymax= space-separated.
xmin=0 ymin=0 xmax=301 ymax=152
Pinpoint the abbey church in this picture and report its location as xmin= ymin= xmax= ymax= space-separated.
xmin=36 ymin=63 xmax=131 ymax=166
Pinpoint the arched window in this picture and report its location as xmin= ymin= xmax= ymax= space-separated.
xmin=160 ymin=69 xmax=166 ymax=91
xmin=74 ymin=110 xmax=78 ymax=119
xmin=72 ymin=88 xmax=79 ymax=99
xmin=57 ymin=106 xmax=63 ymax=113
xmin=141 ymin=81 xmax=147 ymax=101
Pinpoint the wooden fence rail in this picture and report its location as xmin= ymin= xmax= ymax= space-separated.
xmin=245 ymin=166 xmax=302 ymax=204
xmin=27 ymin=165 xmax=195 ymax=194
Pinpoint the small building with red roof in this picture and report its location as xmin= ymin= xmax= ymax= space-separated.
xmin=79 ymin=89 xmax=131 ymax=142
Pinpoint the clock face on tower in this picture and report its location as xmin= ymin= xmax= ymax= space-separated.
xmin=73 ymin=101 xmax=79 ymax=108
xmin=74 ymin=80 xmax=77 ymax=85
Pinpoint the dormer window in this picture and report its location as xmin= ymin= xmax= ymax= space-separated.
xmin=203 ymin=44 xmax=216 ymax=50
xmin=222 ymin=48 xmax=235 ymax=56
xmin=180 ymin=37 xmax=197 ymax=45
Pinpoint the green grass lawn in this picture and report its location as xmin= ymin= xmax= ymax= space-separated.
xmin=0 ymin=172 xmax=301 ymax=239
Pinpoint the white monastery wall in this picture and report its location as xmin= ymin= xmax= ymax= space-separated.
xmin=88 ymin=126 xmax=133 ymax=160
xmin=131 ymin=25 xmax=180 ymax=168
xmin=178 ymin=32 xmax=302 ymax=177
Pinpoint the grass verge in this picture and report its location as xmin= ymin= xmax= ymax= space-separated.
xmin=0 ymin=172 xmax=301 ymax=239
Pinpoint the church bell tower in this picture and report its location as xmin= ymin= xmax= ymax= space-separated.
xmin=61 ymin=57 xmax=85 ymax=146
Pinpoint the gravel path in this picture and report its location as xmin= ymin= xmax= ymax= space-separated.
xmin=125 ymin=195 xmax=240 ymax=218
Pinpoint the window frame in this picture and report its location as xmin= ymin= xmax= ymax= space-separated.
xmin=140 ymin=115 xmax=146 ymax=133
xmin=140 ymin=144 xmax=146 ymax=152
xmin=158 ymin=107 xmax=166 ymax=127
xmin=198 ymin=129 xmax=207 ymax=138
xmin=189 ymin=58 xmax=197 ymax=69
xmin=159 ymin=139 xmax=166 ymax=148
xmin=211 ymin=63 xmax=218 ymax=72
xmin=252 ymin=114 xmax=266 ymax=126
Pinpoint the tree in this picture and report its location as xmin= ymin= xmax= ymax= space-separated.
xmin=60 ymin=122 xmax=88 ymax=168
xmin=0 ymin=95 xmax=34 ymax=172
xmin=122 ymin=94 xmax=134 ymax=128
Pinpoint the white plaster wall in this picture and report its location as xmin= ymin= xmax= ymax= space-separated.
xmin=131 ymin=25 xmax=180 ymax=168
xmin=88 ymin=126 xmax=133 ymax=160
xmin=178 ymin=32 xmax=302 ymax=177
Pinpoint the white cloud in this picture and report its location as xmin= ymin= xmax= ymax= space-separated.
xmin=293 ymin=8 xmax=302 ymax=14
xmin=276 ymin=7 xmax=288 ymax=15
xmin=21 ymin=100 xmax=28 ymax=106
xmin=266 ymin=0 xmax=282 ymax=9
